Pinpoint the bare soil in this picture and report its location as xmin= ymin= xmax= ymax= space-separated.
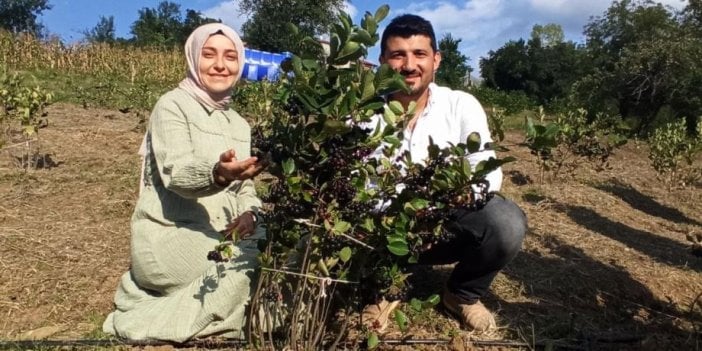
xmin=1 ymin=103 xmax=700 ymax=350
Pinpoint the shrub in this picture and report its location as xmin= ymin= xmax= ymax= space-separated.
xmin=648 ymin=117 xmax=702 ymax=187
xmin=468 ymin=85 xmax=536 ymax=115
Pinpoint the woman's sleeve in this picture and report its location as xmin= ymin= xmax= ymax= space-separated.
xmin=149 ymin=97 xmax=225 ymax=199
xmin=234 ymin=179 xmax=262 ymax=216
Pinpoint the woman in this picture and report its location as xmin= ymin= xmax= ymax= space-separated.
xmin=103 ymin=23 xmax=265 ymax=342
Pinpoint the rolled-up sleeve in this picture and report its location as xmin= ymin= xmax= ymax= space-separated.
xmin=149 ymin=96 xmax=223 ymax=199
xmin=457 ymin=93 xmax=503 ymax=192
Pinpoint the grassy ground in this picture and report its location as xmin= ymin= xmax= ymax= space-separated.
xmin=0 ymin=103 xmax=700 ymax=350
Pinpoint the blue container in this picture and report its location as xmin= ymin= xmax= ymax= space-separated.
xmin=242 ymin=48 xmax=292 ymax=81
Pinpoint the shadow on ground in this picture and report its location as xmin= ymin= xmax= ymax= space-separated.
xmin=594 ymin=180 xmax=702 ymax=227
xmin=407 ymin=199 xmax=702 ymax=350
xmin=556 ymin=203 xmax=701 ymax=272
xmin=497 ymin=234 xmax=700 ymax=350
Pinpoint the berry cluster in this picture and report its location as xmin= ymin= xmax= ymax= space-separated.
xmin=324 ymin=177 xmax=356 ymax=204
xmin=264 ymin=182 xmax=314 ymax=217
xmin=317 ymin=233 xmax=347 ymax=255
xmin=383 ymin=282 xmax=412 ymax=301
xmin=207 ymin=250 xmax=228 ymax=263
xmin=262 ymin=285 xmax=283 ymax=302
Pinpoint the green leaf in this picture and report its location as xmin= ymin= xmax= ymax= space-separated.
xmin=362 ymin=15 xmax=378 ymax=36
xmin=388 ymin=100 xmax=404 ymax=115
xmin=339 ymin=246 xmax=352 ymax=263
xmin=425 ymin=294 xmax=440 ymax=306
xmin=360 ymin=71 xmax=376 ymax=102
xmin=335 ymin=41 xmax=362 ymax=63
xmin=387 ymin=234 xmax=405 ymax=244
xmin=317 ymin=258 xmax=330 ymax=276
xmin=382 ymin=106 xmax=397 ymax=126
xmin=333 ymin=220 xmax=352 ymax=234
xmin=525 ymin=117 xmax=536 ymax=138
xmin=367 ymin=332 xmax=379 ymax=349
xmin=387 ymin=241 xmax=409 ymax=256
xmin=361 ymin=217 xmax=375 ymax=232
xmin=394 ymin=309 xmax=409 ymax=332
xmin=360 ymin=99 xmax=385 ymax=112
xmin=301 ymin=58 xmax=319 ymax=70
xmin=374 ymin=4 xmax=390 ymax=22
xmin=282 ymin=158 xmax=295 ymax=175
xmin=466 ymin=132 xmax=482 ymax=153
xmin=383 ymin=135 xmax=401 ymax=147
xmin=286 ymin=22 xmax=299 ymax=35
xmin=377 ymin=77 xmax=408 ymax=96
xmin=410 ymin=198 xmax=430 ymax=209
xmin=410 ymin=298 xmax=423 ymax=311
xmin=351 ymin=29 xmax=374 ymax=45
xmin=323 ymin=119 xmax=351 ymax=136
xmin=461 ymin=158 xmax=472 ymax=178
xmin=406 ymin=101 xmax=417 ymax=117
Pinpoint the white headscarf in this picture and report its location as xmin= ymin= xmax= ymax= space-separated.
xmin=178 ymin=23 xmax=246 ymax=110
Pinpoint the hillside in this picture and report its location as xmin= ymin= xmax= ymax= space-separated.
xmin=0 ymin=103 xmax=700 ymax=350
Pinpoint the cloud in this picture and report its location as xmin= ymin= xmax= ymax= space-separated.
xmin=343 ymin=1 xmax=358 ymax=18
xmin=393 ymin=0 xmax=688 ymax=70
xmin=202 ymin=1 xmax=249 ymax=32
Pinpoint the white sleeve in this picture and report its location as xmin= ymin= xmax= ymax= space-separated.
xmin=457 ymin=92 xmax=503 ymax=192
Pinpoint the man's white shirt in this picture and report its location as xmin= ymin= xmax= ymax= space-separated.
xmin=363 ymin=83 xmax=503 ymax=193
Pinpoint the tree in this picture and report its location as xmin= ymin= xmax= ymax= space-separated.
xmin=530 ymin=23 xmax=564 ymax=47
xmin=239 ymin=0 xmax=345 ymax=53
xmin=0 ymin=0 xmax=51 ymax=36
xmin=574 ymin=0 xmax=699 ymax=133
xmin=479 ymin=27 xmax=584 ymax=108
xmin=526 ymin=32 xmax=584 ymax=106
xmin=480 ymin=39 xmax=530 ymax=92
xmin=435 ymin=33 xmax=470 ymax=90
xmin=130 ymin=1 xmax=220 ymax=47
xmin=181 ymin=9 xmax=220 ymax=42
xmin=131 ymin=1 xmax=183 ymax=47
xmin=84 ymin=16 xmax=116 ymax=43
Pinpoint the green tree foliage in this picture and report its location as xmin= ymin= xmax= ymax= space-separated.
xmin=239 ymin=0 xmax=345 ymax=53
xmin=435 ymin=33 xmax=471 ymax=90
xmin=574 ymin=0 xmax=701 ymax=134
xmin=480 ymin=40 xmax=530 ymax=92
xmin=526 ymin=35 xmax=584 ymax=108
xmin=130 ymin=1 xmax=220 ymax=47
xmin=0 ymin=0 xmax=51 ymax=36
xmin=84 ymin=16 xmax=116 ymax=44
xmin=181 ymin=9 xmax=218 ymax=42
xmin=648 ymin=117 xmax=702 ymax=187
xmin=131 ymin=1 xmax=181 ymax=47
xmin=530 ymin=23 xmax=564 ymax=47
xmin=479 ymin=24 xmax=583 ymax=107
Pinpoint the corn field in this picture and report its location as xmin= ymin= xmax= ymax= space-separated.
xmin=0 ymin=31 xmax=184 ymax=86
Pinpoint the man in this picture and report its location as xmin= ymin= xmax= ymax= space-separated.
xmin=363 ymin=14 xmax=528 ymax=332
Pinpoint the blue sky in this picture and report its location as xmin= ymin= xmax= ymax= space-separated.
xmin=41 ymin=0 xmax=688 ymax=69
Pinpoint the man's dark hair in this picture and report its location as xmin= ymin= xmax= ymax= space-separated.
xmin=380 ymin=14 xmax=437 ymax=57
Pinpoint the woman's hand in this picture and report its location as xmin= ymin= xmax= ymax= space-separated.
xmin=223 ymin=211 xmax=257 ymax=240
xmin=214 ymin=149 xmax=265 ymax=185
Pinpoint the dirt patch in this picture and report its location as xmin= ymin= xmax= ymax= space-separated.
xmin=0 ymin=103 xmax=700 ymax=349
xmin=0 ymin=103 xmax=140 ymax=339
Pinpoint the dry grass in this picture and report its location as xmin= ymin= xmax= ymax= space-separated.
xmin=0 ymin=103 xmax=700 ymax=350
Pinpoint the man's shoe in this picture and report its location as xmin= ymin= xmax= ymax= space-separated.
xmin=361 ymin=299 xmax=400 ymax=333
xmin=442 ymin=290 xmax=496 ymax=331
